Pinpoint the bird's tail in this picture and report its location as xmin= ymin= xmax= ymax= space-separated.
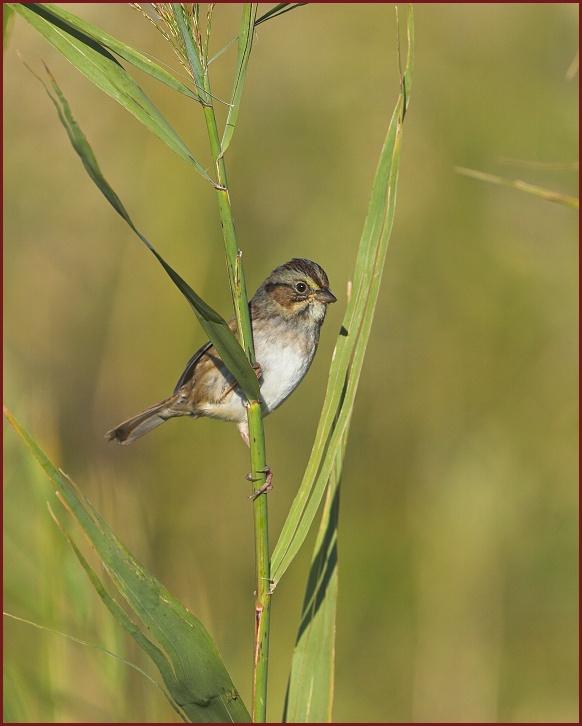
xmin=106 ymin=393 xmax=192 ymax=445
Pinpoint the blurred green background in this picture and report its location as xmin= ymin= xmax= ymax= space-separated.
xmin=3 ymin=3 xmax=578 ymax=723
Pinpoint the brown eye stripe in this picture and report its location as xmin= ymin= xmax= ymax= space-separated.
xmin=265 ymin=282 xmax=308 ymax=298
xmin=264 ymin=282 xmax=282 ymax=295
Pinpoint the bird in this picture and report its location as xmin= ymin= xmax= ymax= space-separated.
xmin=106 ymin=258 xmax=336 ymax=446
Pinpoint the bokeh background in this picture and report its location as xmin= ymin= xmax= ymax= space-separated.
xmin=4 ymin=3 xmax=578 ymax=723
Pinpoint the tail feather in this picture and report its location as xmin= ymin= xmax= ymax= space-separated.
xmin=106 ymin=394 xmax=192 ymax=445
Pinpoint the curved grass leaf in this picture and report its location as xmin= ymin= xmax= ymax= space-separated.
xmin=45 ymin=513 xmax=189 ymax=722
xmin=4 ymin=407 xmax=252 ymax=724
xmin=271 ymin=5 xmax=414 ymax=585
xmin=220 ymin=4 xmax=257 ymax=157
xmin=33 ymin=3 xmax=202 ymax=100
xmin=255 ymin=4 xmax=307 ymax=27
xmin=283 ymin=443 xmax=343 ymax=723
xmin=172 ymin=4 xmax=208 ymax=104
xmin=30 ymin=62 xmax=260 ymax=404
xmin=4 ymin=612 xmax=183 ymax=720
xmin=11 ymin=3 xmax=216 ymax=185
xmin=279 ymin=10 xmax=414 ymax=721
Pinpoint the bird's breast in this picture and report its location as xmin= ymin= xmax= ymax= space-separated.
xmin=255 ymin=333 xmax=317 ymax=414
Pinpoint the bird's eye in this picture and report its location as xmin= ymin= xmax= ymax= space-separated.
xmin=295 ymin=282 xmax=307 ymax=293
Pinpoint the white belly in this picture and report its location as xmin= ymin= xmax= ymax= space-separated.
xmin=198 ymin=324 xmax=317 ymax=423
xmin=256 ymin=339 xmax=315 ymax=413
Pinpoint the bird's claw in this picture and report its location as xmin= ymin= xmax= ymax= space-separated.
xmin=246 ymin=466 xmax=273 ymax=500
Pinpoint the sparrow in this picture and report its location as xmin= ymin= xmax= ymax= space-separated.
xmin=106 ymin=258 xmax=336 ymax=446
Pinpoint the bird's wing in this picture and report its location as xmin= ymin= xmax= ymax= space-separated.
xmin=173 ymin=316 xmax=239 ymax=393
xmin=173 ymin=339 xmax=214 ymax=393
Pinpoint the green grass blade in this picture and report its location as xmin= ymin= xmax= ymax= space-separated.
xmin=271 ymin=5 xmax=414 ymax=585
xmin=11 ymin=3 xmax=215 ymax=184
xmin=30 ymin=63 xmax=260 ymax=404
xmin=46 ymin=512 xmax=189 ymax=722
xmin=255 ymin=4 xmax=307 ymax=26
xmin=283 ymin=443 xmax=343 ymax=723
xmin=4 ymin=612 xmax=185 ymax=721
xmin=36 ymin=3 xmax=201 ymax=100
xmin=220 ymin=4 xmax=257 ymax=156
xmin=172 ymin=4 xmax=208 ymax=104
xmin=280 ymin=12 xmax=413 ymax=717
xmin=208 ymin=34 xmax=238 ymax=67
xmin=4 ymin=407 xmax=252 ymax=724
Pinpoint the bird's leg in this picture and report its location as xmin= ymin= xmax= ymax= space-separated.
xmin=237 ymin=420 xmax=250 ymax=447
xmin=237 ymin=363 xmax=268 ymax=495
xmin=246 ymin=466 xmax=273 ymax=500
xmin=239 ymin=424 xmax=272 ymax=498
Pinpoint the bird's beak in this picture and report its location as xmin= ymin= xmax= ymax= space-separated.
xmin=316 ymin=288 xmax=337 ymax=304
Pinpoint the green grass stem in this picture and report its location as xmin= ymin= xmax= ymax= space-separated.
xmin=173 ymin=6 xmax=271 ymax=720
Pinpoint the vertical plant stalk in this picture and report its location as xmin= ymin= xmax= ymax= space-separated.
xmin=172 ymin=5 xmax=271 ymax=721
xmin=247 ymin=402 xmax=271 ymax=723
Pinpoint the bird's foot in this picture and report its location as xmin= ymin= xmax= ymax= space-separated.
xmin=246 ymin=466 xmax=273 ymax=500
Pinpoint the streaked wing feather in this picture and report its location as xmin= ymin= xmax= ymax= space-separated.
xmin=173 ymin=340 xmax=214 ymax=392
xmin=173 ymin=317 xmax=238 ymax=393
